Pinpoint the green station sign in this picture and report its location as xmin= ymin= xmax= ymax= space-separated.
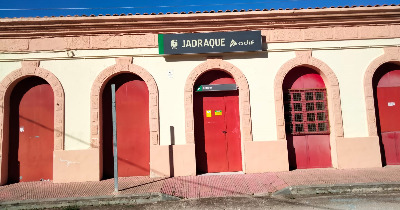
xmin=159 ymin=31 xmax=262 ymax=55
xmin=196 ymin=84 xmax=237 ymax=92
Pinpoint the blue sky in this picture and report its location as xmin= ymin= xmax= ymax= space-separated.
xmin=0 ymin=0 xmax=399 ymax=18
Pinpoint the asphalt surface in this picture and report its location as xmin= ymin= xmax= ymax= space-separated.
xmin=67 ymin=192 xmax=400 ymax=210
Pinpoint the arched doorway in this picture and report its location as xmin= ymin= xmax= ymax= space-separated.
xmin=373 ymin=63 xmax=400 ymax=165
xmin=283 ymin=66 xmax=332 ymax=169
xmin=102 ymin=73 xmax=150 ymax=178
xmin=194 ymin=70 xmax=242 ymax=174
xmin=8 ymin=76 xmax=54 ymax=183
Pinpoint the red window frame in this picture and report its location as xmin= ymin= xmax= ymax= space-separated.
xmin=284 ymin=88 xmax=330 ymax=135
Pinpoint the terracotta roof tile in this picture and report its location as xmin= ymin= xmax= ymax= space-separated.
xmin=1 ymin=4 xmax=400 ymax=19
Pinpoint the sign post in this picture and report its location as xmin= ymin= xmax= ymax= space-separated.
xmin=111 ymin=84 xmax=118 ymax=193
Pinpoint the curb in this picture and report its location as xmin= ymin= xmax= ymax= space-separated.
xmin=0 ymin=193 xmax=180 ymax=210
xmin=273 ymin=182 xmax=400 ymax=197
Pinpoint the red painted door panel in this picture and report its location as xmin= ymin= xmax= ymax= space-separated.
xmin=377 ymin=70 xmax=400 ymax=88
xmin=196 ymin=91 xmax=242 ymax=173
xmin=307 ymin=135 xmax=332 ymax=168
xmin=291 ymin=135 xmax=331 ymax=169
xmin=377 ymin=87 xmax=400 ymax=133
xmin=397 ymin=134 xmax=400 ymax=164
xmin=115 ymin=80 xmax=150 ymax=177
xmin=203 ymin=96 xmax=229 ymax=172
xmin=291 ymin=73 xmax=325 ymax=89
xmin=381 ymin=132 xmax=400 ymax=165
xmin=224 ymin=95 xmax=242 ymax=172
xmin=9 ymin=78 xmax=54 ymax=183
xmin=292 ymin=135 xmax=308 ymax=169
xmin=102 ymin=74 xmax=150 ymax=179
xmin=285 ymin=71 xmax=331 ymax=169
xmin=376 ymin=69 xmax=400 ymax=165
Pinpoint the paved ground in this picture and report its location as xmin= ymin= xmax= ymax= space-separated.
xmin=1 ymin=166 xmax=400 ymax=205
xmin=74 ymin=192 xmax=400 ymax=210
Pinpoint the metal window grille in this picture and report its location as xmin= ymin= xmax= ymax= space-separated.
xmin=284 ymin=89 xmax=330 ymax=135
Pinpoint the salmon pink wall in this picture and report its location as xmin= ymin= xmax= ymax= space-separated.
xmin=53 ymin=149 xmax=100 ymax=183
xmin=150 ymin=145 xmax=196 ymax=177
xmin=336 ymin=137 xmax=381 ymax=169
xmin=244 ymin=141 xmax=289 ymax=173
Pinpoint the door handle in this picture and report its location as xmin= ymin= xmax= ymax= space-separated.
xmin=222 ymin=131 xmax=227 ymax=134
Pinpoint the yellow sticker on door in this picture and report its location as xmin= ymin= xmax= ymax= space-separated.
xmin=215 ymin=110 xmax=222 ymax=116
xmin=206 ymin=110 xmax=212 ymax=117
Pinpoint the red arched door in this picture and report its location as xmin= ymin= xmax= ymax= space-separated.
xmin=376 ymin=69 xmax=400 ymax=165
xmin=194 ymin=71 xmax=242 ymax=174
xmin=8 ymin=77 xmax=54 ymax=183
xmin=284 ymin=67 xmax=332 ymax=169
xmin=102 ymin=74 xmax=150 ymax=178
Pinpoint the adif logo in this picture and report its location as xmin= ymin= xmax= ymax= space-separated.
xmin=230 ymin=39 xmax=237 ymax=47
xmin=171 ymin=40 xmax=178 ymax=49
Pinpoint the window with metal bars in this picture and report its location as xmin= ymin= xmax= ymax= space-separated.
xmin=284 ymin=89 xmax=330 ymax=135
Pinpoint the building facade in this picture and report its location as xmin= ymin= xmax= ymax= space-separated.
xmin=0 ymin=5 xmax=400 ymax=184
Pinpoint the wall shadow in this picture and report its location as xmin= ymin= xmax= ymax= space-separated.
xmin=163 ymin=51 xmax=268 ymax=63
xmin=194 ymin=92 xmax=208 ymax=174
xmin=286 ymin=135 xmax=297 ymax=170
xmin=169 ymin=126 xmax=175 ymax=177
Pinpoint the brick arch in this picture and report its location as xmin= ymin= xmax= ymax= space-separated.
xmin=364 ymin=47 xmax=400 ymax=137
xmin=184 ymin=57 xmax=252 ymax=144
xmin=274 ymin=51 xmax=344 ymax=141
xmin=90 ymin=57 xmax=159 ymax=148
xmin=0 ymin=61 xmax=65 ymax=184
